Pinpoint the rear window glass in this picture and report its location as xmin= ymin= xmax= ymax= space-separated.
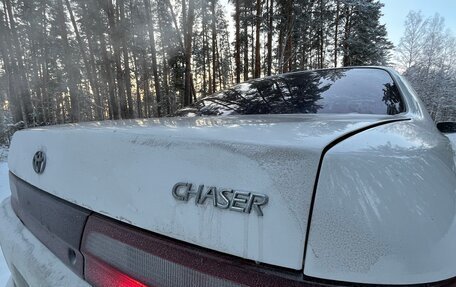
xmin=176 ymin=68 xmax=405 ymax=116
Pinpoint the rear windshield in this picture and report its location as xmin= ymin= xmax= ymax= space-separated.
xmin=176 ymin=68 xmax=405 ymax=116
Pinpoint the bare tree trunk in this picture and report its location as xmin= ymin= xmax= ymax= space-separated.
xmin=144 ymin=0 xmax=162 ymax=116
xmin=235 ymin=0 xmax=241 ymax=83
xmin=216 ymin=38 xmax=223 ymax=87
xmin=40 ymin=53 xmax=50 ymax=123
xmin=81 ymin=1 xmax=105 ymax=120
xmin=0 ymin=13 xmax=21 ymax=123
xmin=56 ymin=0 xmax=80 ymax=122
xmin=87 ymin=33 xmax=104 ymax=120
xmin=277 ymin=23 xmax=283 ymax=73
xmin=30 ymin=40 xmax=44 ymax=124
xmin=4 ymin=0 xmax=34 ymax=126
xmin=157 ymin=1 xmax=173 ymax=114
xmin=319 ymin=0 xmax=324 ymax=69
xmin=129 ymin=1 xmax=141 ymax=118
xmin=183 ymin=0 xmax=195 ymax=106
xmin=342 ymin=6 xmax=352 ymax=66
xmin=65 ymin=0 xmax=103 ymax=120
xmin=201 ymin=0 xmax=208 ymax=96
xmin=141 ymin=51 xmax=151 ymax=117
xmin=104 ymin=0 xmax=127 ymax=119
xmin=205 ymin=2 xmax=212 ymax=95
xmin=211 ymin=0 xmax=217 ymax=93
xmin=99 ymin=34 xmax=118 ymax=120
xmin=162 ymin=56 xmax=171 ymax=114
xmin=120 ymin=0 xmax=134 ymax=118
xmin=164 ymin=0 xmax=184 ymax=50
xmin=285 ymin=36 xmax=292 ymax=72
xmin=243 ymin=7 xmax=249 ymax=80
xmin=283 ymin=0 xmax=294 ymax=72
xmin=39 ymin=1 xmax=50 ymax=123
xmin=254 ymin=0 xmax=262 ymax=78
xmin=132 ymin=52 xmax=142 ymax=118
xmin=250 ymin=5 xmax=255 ymax=76
xmin=334 ymin=0 xmax=340 ymax=67
xmin=266 ymin=0 xmax=273 ymax=76
xmin=208 ymin=38 xmax=213 ymax=95
xmin=58 ymin=92 xmax=65 ymax=124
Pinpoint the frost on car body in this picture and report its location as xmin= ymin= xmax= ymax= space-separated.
xmin=2 ymin=67 xmax=456 ymax=287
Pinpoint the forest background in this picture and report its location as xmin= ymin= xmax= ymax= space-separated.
xmin=0 ymin=0 xmax=454 ymax=143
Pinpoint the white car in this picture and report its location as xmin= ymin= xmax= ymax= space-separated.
xmin=1 ymin=67 xmax=456 ymax=287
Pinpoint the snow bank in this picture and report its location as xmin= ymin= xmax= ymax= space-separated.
xmin=0 ymin=147 xmax=7 ymax=163
xmin=0 ymin=150 xmax=10 ymax=285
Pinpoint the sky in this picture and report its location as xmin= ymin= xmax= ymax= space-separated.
xmin=380 ymin=0 xmax=456 ymax=45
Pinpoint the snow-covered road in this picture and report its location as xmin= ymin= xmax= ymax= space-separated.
xmin=0 ymin=149 xmax=10 ymax=286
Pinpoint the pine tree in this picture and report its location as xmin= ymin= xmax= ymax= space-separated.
xmin=0 ymin=0 xmax=406 ymax=135
xmin=341 ymin=0 xmax=393 ymax=66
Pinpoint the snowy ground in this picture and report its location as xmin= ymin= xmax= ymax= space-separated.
xmin=0 ymin=147 xmax=10 ymax=286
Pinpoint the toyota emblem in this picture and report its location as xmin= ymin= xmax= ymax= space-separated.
xmin=33 ymin=151 xmax=46 ymax=174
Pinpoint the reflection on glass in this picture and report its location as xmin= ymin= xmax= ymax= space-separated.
xmin=176 ymin=68 xmax=405 ymax=117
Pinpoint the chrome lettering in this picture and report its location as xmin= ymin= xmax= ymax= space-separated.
xmin=229 ymin=191 xmax=250 ymax=213
xmin=172 ymin=182 xmax=189 ymax=201
xmin=217 ymin=189 xmax=232 ymax=209
xmin=187 ymin=183 xmax=203 ymax=204
xmin=251 ymin=193 xmax=269 ymax=217
xmin=199 ymin=186 xmax=217 ymax=206
xmin=172 ymin=183 xmax=268 ymax=216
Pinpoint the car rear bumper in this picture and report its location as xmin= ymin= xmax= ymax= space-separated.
xmin=0 ymin=197 xmax=90 ymax=287
xmin=2 ymin=184 xmax=456 ymax=287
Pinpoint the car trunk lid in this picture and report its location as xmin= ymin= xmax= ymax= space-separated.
xmin=8 ymin=114 xmax=404 ymax=270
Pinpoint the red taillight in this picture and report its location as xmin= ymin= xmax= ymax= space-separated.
xmin=85 ymin=255 xmax=147 ymax=287
xmin=81 ymin=215 xmax=311 ymax=287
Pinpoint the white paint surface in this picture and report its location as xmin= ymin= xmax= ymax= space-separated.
xmin=7 ymin=114 xmax=397 ymax=270
xmin=447 ymin=133 xmax=456 ymax=164
xmin=305 ymin=121 xmax=456 ymax=284
xmin=0 ymin=112 xmax=456 ymax=286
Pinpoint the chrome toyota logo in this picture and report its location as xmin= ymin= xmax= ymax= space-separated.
xmin=33 ymin=151 xmax=46 ymax=174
